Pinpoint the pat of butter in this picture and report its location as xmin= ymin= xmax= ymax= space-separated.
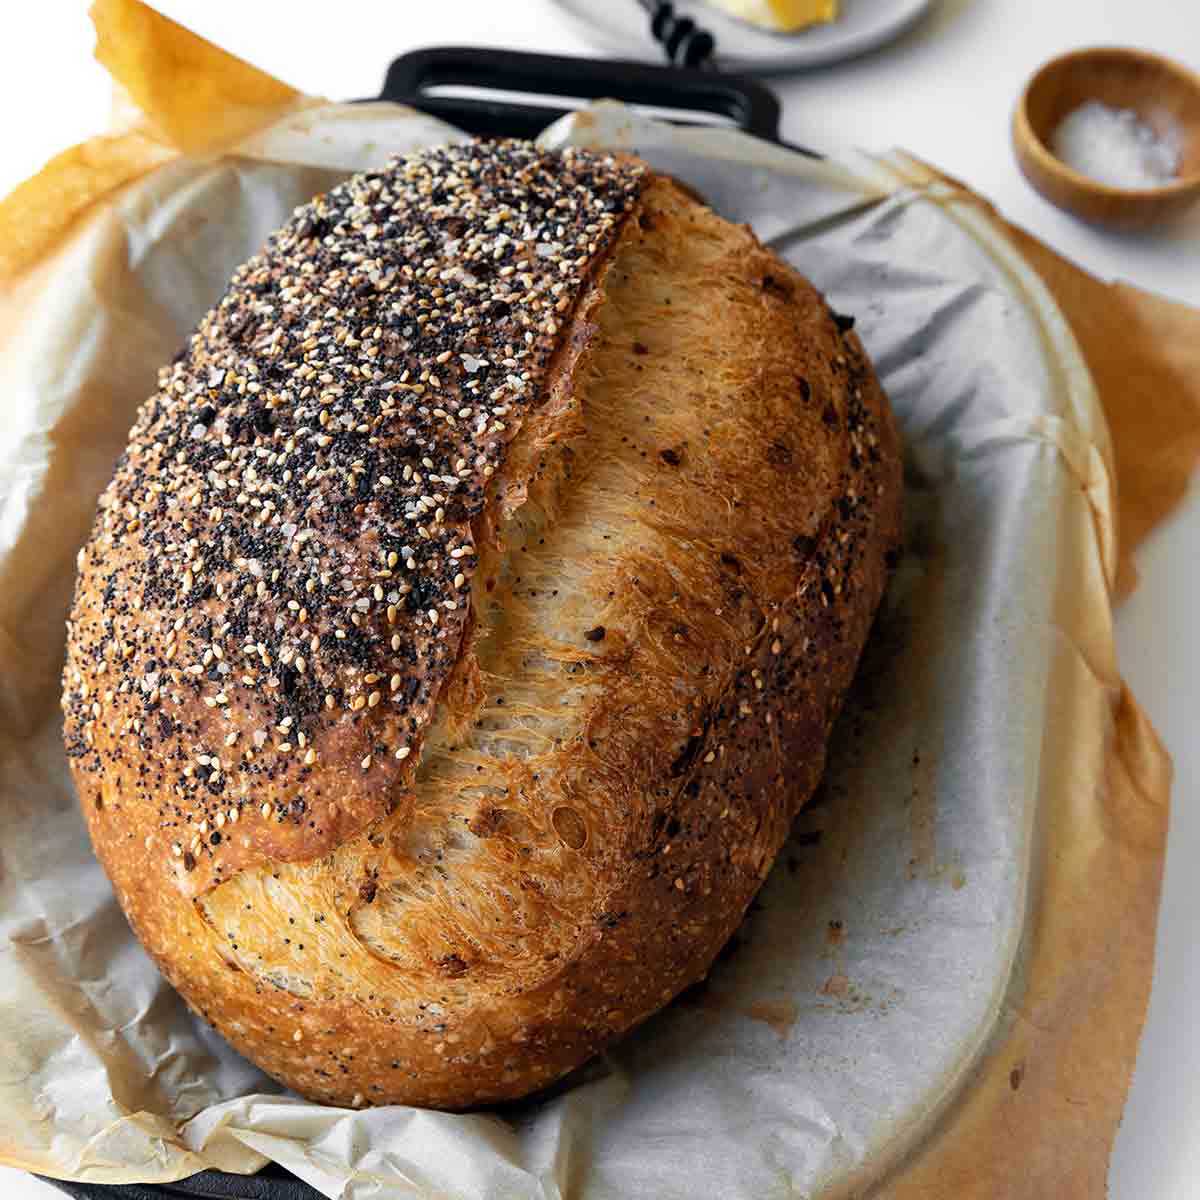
xmin=706 ymin=0 xmax=839 ymax=33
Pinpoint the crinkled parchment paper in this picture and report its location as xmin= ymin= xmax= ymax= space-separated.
xmin=1 ymin=3 xmax=1193 ymax=1197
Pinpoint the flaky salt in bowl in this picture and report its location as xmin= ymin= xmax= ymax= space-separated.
xmin=1051 ymin=100 xmax=1182 ymax=190
xmin=1013 ymin=46 xmax=1200 ymax=228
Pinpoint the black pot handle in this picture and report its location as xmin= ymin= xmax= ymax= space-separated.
xmin=375 ymin=46 xmax=783 ymax=142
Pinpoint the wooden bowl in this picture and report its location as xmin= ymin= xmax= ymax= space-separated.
xmin=1012 ymin=47 xmax=1200 ymax=229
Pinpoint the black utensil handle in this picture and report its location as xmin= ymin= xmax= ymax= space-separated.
xmin=640 ymin=0 xmax=717 ymax=68
xmin=377 ymin=45 xmax=782 ymax=141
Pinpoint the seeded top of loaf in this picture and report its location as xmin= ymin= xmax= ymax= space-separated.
xmin=63 ymin=140 xmax=647 ymax=897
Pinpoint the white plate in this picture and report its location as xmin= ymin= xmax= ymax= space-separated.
xmin=550 ymin=0 xmax=934 ymax=74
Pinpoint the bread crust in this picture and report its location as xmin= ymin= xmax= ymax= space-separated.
xmin=63 ymin=143 xmax=901 ymax=1109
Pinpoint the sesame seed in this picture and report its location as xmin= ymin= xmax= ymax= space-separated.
xmin=62 ymin=140 xmax=646 ymax=881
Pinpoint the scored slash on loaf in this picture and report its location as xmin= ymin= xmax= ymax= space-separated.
xmin=63 ymin=139 xmax=902 ymax=1109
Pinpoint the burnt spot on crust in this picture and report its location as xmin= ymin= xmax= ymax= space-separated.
xmin=62 ymin=140 xmax=647 ymax=895
xmin=438 ymin=954 xmax=470 ymax=978
xmin=670 ymin=731 xmax=706 ymax=778
xmin=765 ymin=442 xmax=792 ymax=469
xmin=760 ymin=274 xmax=793 ymax=300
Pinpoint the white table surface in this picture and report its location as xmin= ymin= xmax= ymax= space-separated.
xmin=2 ymin=2 xmax=1197 ymax=1197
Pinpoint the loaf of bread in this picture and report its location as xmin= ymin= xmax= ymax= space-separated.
xmin=62 ymin=140 xmax=901 ymax=1109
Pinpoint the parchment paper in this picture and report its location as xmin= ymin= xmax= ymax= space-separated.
xmin=0 ymin=4 xmax=1188 ymax=1197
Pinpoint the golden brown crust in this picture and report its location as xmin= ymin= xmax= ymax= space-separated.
xmin=64 ymin=150 xmax=901 ymax=1109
